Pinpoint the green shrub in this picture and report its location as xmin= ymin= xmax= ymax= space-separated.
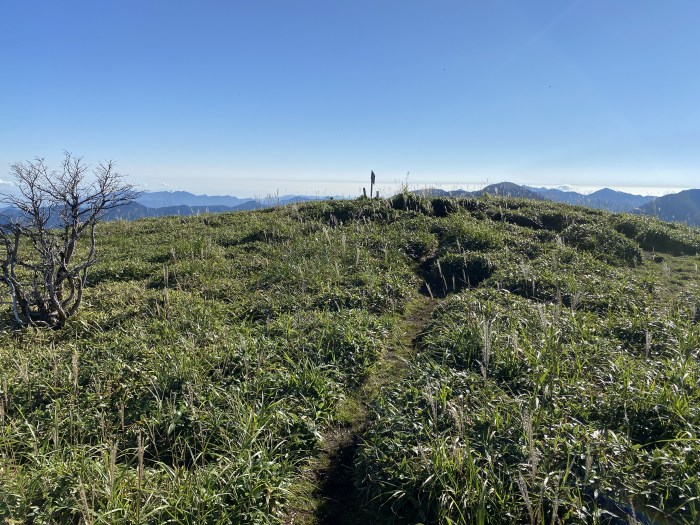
xmin=429 ymin=252 xmax=495 ymax=294
xmin=562 ymin=222 xmax=642 ymax=265
xmin=539 ymin=210 xmax=573 ymax=232
xmin=403 ymin=230 xmax=439 ymax=261
xmin=430 ymin=196 xmax=460 ymax=217
xmin=503 ymin=210 xmax=542 ymax=229
xmin=441 ymin=216 xmax=503 ymax=253
xmin=390 ymin=191 xmax=430 ymax=214
xmin=613 ymin=215 xmax=700 ymax=255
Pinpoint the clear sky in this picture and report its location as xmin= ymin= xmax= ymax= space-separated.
xmin=1 ymin=1 xmax=698 ymax=197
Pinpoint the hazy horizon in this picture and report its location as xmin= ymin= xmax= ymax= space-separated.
xmin=123 ymin=179 xmax=695 ymax=200
xmin=105 ymin=181 xmax=699 ymax=200
xmin=0 ymin=176 xmax=690 ymax=201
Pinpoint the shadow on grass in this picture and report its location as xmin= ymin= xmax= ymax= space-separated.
xmin=315 ymin=429 xmax=377 ymax=525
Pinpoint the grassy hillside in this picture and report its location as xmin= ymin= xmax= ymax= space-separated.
xmin=1 ymin=194 xmax=699 ymax=524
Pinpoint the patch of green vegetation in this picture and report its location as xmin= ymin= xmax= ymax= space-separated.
xmin=0 ymin=206 xmax=417 ymax=524
xmin=0 ymin=193 xmax=699 ymax=524
xmin=354 ymin=196 xmax=700 ymax=524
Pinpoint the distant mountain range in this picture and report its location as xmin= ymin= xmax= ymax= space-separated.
xmin=415 ymin=182 xmax=546 ymax=201
xmin=2 ymin=185 xmax=699 ymax=228
xmin=102 ymin=201 xmax=261 ymax=221
xmin=134 ymin=191 xmax=252 ymax=209
xmin=415 ymin=182 xmax=654 ymax=212
xmin=414 ymin=183 xmax=700 ymax=227
xmin=634 ymin=189 xmax=700 ymax=226
xmin=525 ymin=186 xmax=654 ymax=212
xmin=133 ymin=191 xmax=323 ymax=210
xmin=0 ymin=191 xmax=323 ymax=226
xmin=103 ymin=192 xmax=323 ymax=220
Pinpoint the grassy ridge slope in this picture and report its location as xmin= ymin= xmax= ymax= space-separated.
xmin=0 ymin=194 xmax=699 ymax=524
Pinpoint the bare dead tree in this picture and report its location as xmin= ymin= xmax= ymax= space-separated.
xmin=0 ymin=153 xmax=139 ymax=327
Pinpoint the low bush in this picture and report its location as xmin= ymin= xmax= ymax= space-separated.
xmin=562 ymin=222 xmax=642 ymax=265
xmin=614 ymin=215 xmax=700 ymax=255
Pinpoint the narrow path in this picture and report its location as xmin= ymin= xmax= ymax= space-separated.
xmin=284 ymin=294 xmax=437 ymax=524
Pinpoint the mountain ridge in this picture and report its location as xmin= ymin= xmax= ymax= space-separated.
xmin=3 ymin=184 xmax=698 ymax=227
xmin=634 ymin=188 xmax=700 ymax=227
xmin=414 ymin=182 xmax=545 ymax=201
xmin=526 ymin=185 xmax=654 ymax=212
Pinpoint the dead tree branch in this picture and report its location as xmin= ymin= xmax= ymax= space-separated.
xmin=0 ymin=153 xmax=139 ymax=327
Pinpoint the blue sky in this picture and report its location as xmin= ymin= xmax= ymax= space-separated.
xmin=1 ymin=1 xmax=698 ymax=197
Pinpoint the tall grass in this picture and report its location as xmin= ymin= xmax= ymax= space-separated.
xmin=1 ymin=195 xmax=699 ymax=523
xmin=0 ymin=202 xmax=416 ymax=523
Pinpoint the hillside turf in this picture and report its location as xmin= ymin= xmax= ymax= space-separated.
xmin=1 ymin=194 xmax=699 ymax=524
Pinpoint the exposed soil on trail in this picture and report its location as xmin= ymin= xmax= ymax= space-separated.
xmin=284 ymin=295 xmax=438 ymax=524
xmin=315 ymin=426 xmax=373 ymax=525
